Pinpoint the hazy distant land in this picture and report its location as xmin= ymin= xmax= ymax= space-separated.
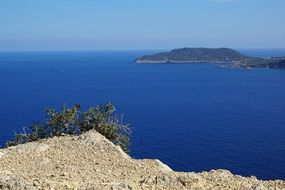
xmin=135 ymin=48 xmax=285 ymax=69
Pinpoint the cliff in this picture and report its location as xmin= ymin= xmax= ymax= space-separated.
xmin=0 ymin=130 xmax=284 ymax=190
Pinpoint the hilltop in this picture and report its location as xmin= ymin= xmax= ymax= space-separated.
xmin=135 ymin=48 xmax=251 ymax=63
xmin=0 ymin=130 xmax=284 ymax=190
xmin=135 ymin=48 xmax=285 ymax=69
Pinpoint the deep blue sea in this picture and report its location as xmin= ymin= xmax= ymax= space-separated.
xmin=0 ymin=49 xmax=285 ymax=180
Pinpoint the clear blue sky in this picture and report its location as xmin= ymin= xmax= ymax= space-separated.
xmin=0 ymin=0 xmax=284 ymax=51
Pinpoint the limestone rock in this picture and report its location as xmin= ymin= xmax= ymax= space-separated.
xmin=0 ymin=130 xmax=284 ymax=190
xmin=0 ymin=151 xmax=4 ymax=159
xmin=111 ymin=182 xmax=133 ymax=190
xmin=154 ymin=159 xmax=173 ymax=173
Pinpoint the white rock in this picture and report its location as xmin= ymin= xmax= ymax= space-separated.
xmin=0 ymin=151 xmax=4 ymax=159
xmin=115 ymin=145 xmax=130 ymax=159
xmin=111 ymin=182 xmax=132 ymax=190
xmin=12 ymin=143 xmax=49 ymax=154
xmin=254 ymin=184 xmax=268 ymax=190
xmin=154 ymin=159 xmax=173 ymax=173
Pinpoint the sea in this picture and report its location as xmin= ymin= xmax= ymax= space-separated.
xmin=0 ymin=49 xmax=285 ymax=180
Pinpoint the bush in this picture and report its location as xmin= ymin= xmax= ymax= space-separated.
xmin=6 ymin=103 xmax=131 ymax=153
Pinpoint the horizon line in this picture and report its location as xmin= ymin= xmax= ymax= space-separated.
xmin=1 ymin=47 xmax=285 ymax=53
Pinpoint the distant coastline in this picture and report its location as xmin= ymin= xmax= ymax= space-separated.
xmin=135 ymin=48 xmax=285 ymax=69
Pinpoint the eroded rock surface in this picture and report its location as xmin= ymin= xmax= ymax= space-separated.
xmin=0 ymin=130 xmax=284 ymax=190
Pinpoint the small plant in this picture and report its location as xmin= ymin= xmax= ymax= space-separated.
xmin=6 ymin=103 xmax=131 ymax=153
xmin=79 ymin=103 xmax=130 ymax=152
xmin=46 ymin=104 xmax=81 ymax=136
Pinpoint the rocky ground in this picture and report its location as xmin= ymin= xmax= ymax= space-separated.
xmin=0 ymin=130 xmax=284 ymax=190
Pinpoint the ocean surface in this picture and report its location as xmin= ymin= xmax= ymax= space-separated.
xmin=0 ymin=49 xmax=285 ymax=180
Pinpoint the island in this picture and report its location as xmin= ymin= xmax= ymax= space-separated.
xmin=134 ymin=48 xmax=285 ymax=69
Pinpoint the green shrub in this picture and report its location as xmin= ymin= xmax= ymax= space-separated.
xmin=6 ymin=133 xmax=29 ymax=147
xmin=6 ymin=103 xmax=131 ymax=153
xmin=46 ymin=104 xmax=81 ymax=136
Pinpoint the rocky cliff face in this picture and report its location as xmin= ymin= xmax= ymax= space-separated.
xmin=0 ymin=130 xmax=284 ymax=190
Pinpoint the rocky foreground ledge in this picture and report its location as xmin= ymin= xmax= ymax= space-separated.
xmin=0 ymin=131 xmax=284 ymax=190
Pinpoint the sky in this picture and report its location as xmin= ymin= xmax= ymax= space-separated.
xmin=0 ymin=0 xmax=284 ymax=51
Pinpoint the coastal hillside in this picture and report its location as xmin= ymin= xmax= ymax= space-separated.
xmin=135 ymin=48 xmax=251 ymax=63
xmin=0 ymin=130 xmax=284 ymax=190
xmin=268 ymin=59 xmax=285 ymax=69
xmin=135 ymin=48 xmax=285 ymax=69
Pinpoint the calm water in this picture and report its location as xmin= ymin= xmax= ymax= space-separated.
xmin=0 ymin=49 xmax=285 ymax=180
